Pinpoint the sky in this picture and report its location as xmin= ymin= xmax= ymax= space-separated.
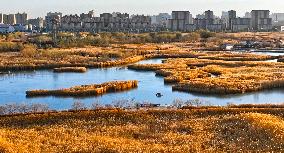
xmin=0 ymin=0 xmax=283 ymax=18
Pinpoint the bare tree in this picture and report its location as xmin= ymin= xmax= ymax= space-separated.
xmin=127 ymin=98 xmax=137 ymax=109
xmin=172 ymin=98 xmax=185 ymax=109
xmin=91 ymin=100 xmax=102 ymax=110
xmin=0 ymin=103 xmax=50 ymax=115
xmin=0 ymin=106 xmax=6 ymax=115
xmin=185 ymin=99 xmax=203 ymax=107
xmin=71 ymin=101 xmax=86 ymax=111
xmin=30 ymin=103 xmax=49 ymax=113
xmin=5 ymin=104 xmax=18 ymax=114
xmin=17 ymin=103 xmax=30 ymax=114
xmin=112 ymin=99 xmax=129 ymax=109
xmin=104 ymin=104 xmax=113 ymax=109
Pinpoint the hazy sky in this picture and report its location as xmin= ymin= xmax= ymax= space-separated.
xmin=1 ymin=0 xmax=282 ymax=18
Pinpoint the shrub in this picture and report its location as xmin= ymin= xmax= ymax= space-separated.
xmin=32 ymin=35 xmax=52 ymax=44
xmin=198 ymin=30 xmax=216 ymax=39
xmin=0 ymin=42 xmax=24 ymax=52
xmin=182 ymin=32 xmax=201 ymax=42
xmin=0 ymin=103 xmax=50 ymax=115
xmin=21 ymin=44 xmax=37 ymax=57
xmin=112 ymin=99 xmax=135 ymax=109
xmin=30 ymin=103 xmax=49 ymax=113
xmin=112 ymin=32 xmax=127 ymax=42
xmin=0 ymin=34 xmax=6 ymax=40
xmin=91 ymin=101 xmax=102 ymax=110
xmin=71 ymin=101 xmax=86 ymax=111
xmin=172 ymin=98 xmax=185 ymax=109
xmin=175 ymin=32 xmax=183 ymax=41
xmin=6 ymin=32 xmax=25 ymax=41
xmin=185 ymin=99 xmax=203 ymax=107
xmin=156 ymin=32 xmax=177 ymax=43
xmin=93 ymin=36 xmax=110 ymax=47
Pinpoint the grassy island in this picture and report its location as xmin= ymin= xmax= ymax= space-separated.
xmin=26 ymin=80 xmax=138 ymax=97
xmin=53 ymin=67 xmax=87 ymax=73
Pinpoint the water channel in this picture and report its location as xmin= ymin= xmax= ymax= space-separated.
xmin=0 ymin=53 xmax=284 ymax=110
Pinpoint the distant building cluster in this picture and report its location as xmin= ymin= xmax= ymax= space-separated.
xmin=0 ymin=12 xmax=43 ymax=33
xmin=44 ymin=11 xmax=154 ymax=33
xmin=0 ymin=13 xmax=28 ymax=25
xmin=168 ymin=10 xmax=274 ymax=32
xmin=1 ymin=9 xmax=284 ymax=33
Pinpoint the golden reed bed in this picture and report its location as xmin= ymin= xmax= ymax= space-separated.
xmin=128 ymin=58 xmax=284 ymax=94
xmin=0 ymin=42 xmax=275 ymax=72
xmin=53 ymin=67 xmax=87 ymax=73
xmin=26 ymin=80 xmax=138 ymax=97
xmin=0 ymin=108 xmax=283 ymax=152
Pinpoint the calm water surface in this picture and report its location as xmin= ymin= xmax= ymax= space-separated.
xmin=0 ymin=57 xmax=284 ymax=110
xmin=253 ymin=51 xmax=284 ymax=56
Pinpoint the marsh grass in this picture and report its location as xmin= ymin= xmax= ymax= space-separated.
xmin=130 ymin=57 xmax=284 ymax=94
xmin=0 ymin=42 xmax=24 ymax=52
xmin=0 ymin=42 xmax=274 ymax=72
xmin=53 ymin=67 xmax=87 ymax=73
xmin=0 ymin=107 xmax=283 ymax=152
xmin=26 ymin=80 xmax=138 ymax=97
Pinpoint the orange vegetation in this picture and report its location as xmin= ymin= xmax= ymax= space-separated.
xmin=0 ymin=42 xmax=275 ymax=72
xmin=0 ymin=44 xmax=160 ymax=71
xmin=26 ymin=80 xmax=138 ymax=97
xmin=53 ymin=67 xmax=87 ymax=73
xmin=129 ymin=57 xmax=284 ymax=94
xmin=0 ymin=108 xmax=283 ymax=152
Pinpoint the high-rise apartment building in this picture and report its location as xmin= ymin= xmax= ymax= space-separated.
xmin=28 ymin=17 xmax=44 ymax=30
xmin=244 ymin=12 xmax=251 ymax=18
xmin=251 ymin=10 xmax=272 ymax=31
xmin=15 ymin=12 xmax=28 ymax=25
xmin=270 ymin=13 xmax=284 ymax=26
xmin=7 ymin=14 xmax=16 ymax=25
xmin=168 ymin=11 xmax=190 ymax=31
xmin=231 ymin=17 xmax=251 ymax=32
xmin=151 ymin=13 xmax=171 ymax=30
xmin=1 ymin=14 xmax=16 ymax=25
xmin=0 ymin=13 xmax=28 ymax=25
xmin=205 ymin=10 xmax=214 ymax=19
xmin=45 ymin=12 xmax=63 ymax=31
xmin=228 ymin=10 xmax=237 ymax=30
xmin=0 ymin=13 xmax=3 ymax=23
xmin=193 ymin=10 xmax=222 ymax=32
xmin=205 ymin=10 xmax=214 ymax=25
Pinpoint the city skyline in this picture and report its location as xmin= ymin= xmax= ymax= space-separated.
xmin=0 ymin=0 xmax=282 ymax=18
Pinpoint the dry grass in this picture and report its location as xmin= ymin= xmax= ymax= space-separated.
xmin=173 ymin=62 xmax=284 ymax=94
xmin=211 ymin=112 xmax=284 ymax=151
xmin=129 ymin=57 xmax=284 ymax=94
xmin=0 ymin=108 xmax=283 ymax=152
xmin=198 ymin=52 xmax=274 ymax=61
xmin=0 ymin=41 xmax=277 ymax=72
xmin=26 ymin=80 xmax=138 ymax=97
xmin=0 ymin=44 xmax=158 ymax=71
xmin=0 ymin=42 xmax=24 ymax=52
xmin=53 ymin=67 xmax=87 ymax=73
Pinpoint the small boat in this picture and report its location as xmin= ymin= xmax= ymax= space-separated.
xmin=156 ymin=93 xmax=163 ymax=97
